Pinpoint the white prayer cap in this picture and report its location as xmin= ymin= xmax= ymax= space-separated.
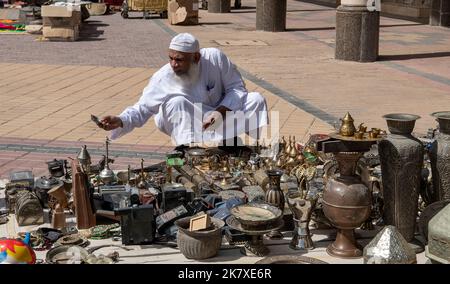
xmin=169 ymin=33 xmax=200 ymax=53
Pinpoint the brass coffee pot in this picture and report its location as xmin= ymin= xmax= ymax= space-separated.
xmin=339 ymin=112 xmax=357 ymax=137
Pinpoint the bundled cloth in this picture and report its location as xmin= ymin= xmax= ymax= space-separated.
xmin=0 ymin=22 xmax=16 ymax=30
xmin=0 ymin=22 xmax=26 ymax=32
xmin=89 ymin=223 xmax=121 ymax=240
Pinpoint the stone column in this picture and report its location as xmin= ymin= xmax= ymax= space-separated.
xmin=430 ymin=0 xmax=450 ymax=26
xmin=256 ymin=0 xmax=287 ymax=32
xmin=335 ymin=0 xmax=380 ymax=62
xmin=208 ymin=0 xmax=231 ymax=13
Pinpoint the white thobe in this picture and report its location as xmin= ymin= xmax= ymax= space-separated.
xmin=110 ymin=48 xmax=268 ymax=146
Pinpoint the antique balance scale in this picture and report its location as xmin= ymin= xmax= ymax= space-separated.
xmin=317 ymin=113 xmax=384 ymax=258
xmin=226 ymin=203 xmax=284 ymax=257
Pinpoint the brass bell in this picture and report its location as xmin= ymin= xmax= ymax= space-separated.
xmin=289 ymin=144 xmax=298 ymax=158
xmin=285 ymin=142 xmax=292 ymax=155
xmin=286 ymin=157 xmax=297 ymax=167
xmin=276 ymin=157 xmax=284 ymax=168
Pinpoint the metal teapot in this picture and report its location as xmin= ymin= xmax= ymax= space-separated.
xmin=339 ymin=112 xmax=357 ymax=137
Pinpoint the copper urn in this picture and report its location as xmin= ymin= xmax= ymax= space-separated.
xmin=322 ymin=152 xmax=371 ymax=258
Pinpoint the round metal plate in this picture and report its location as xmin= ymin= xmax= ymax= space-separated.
xmin=54 ymin=234 xmax=89 ymax=248
xmin=187 ymin=147 xmax=207 ymax=157
xmin=255 ymin=255 xmax=328 ymax=264
xmin=329 ymin=132 xmax=384 ymax=142
xmin=46 ymin=245 xmax=89 ymax=264
xmin=418 ymin=200 xmax=450 ymax=244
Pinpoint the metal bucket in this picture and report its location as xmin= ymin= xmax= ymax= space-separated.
xmin=175 ymin=216 xmax=224 ymax=260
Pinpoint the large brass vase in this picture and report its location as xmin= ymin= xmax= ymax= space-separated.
xmin=379 ymin=114 xmax=423 ymax=242
xmin=265 ymin=169 xmax=285 ymax=239
xmin=323 ymin=152 xmax=371 ymax=258
xmin=430 ymin=111 xmax=450 ymax=202
xmin=265 ymin=169 xmax=285 ymax=211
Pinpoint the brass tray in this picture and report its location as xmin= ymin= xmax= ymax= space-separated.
xmin=329 ymin=132 xmax=385 ymax=142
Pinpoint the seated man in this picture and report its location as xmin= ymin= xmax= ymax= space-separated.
xmin=99 ymin=33 xmax=268 ymax=147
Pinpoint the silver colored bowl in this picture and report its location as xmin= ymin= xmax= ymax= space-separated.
xmin=230 ymin=202 xmax=282 ymax=230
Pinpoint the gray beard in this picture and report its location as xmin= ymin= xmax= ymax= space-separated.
xmin=169 ymin=63 xmax=200 ymax=91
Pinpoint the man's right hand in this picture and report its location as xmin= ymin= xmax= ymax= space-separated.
xmin=100 ymin=116 xmax=123 ymax=131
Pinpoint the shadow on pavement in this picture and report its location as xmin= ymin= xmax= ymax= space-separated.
xmin=380 ymin=23 xmax=425 ymax=28
xmin=122 ymin=16 xmax=164 ymax=20
xmin=231 ymin=6 xmax=255 ymax=10
xmin=79 ymin=22 xmax=106 ymax=41
xmin=200 ymin=22 xmax=233 ymax=25
xmin=230 ymin=7 xmax=256 ymax=13
xmin=286 ymin=26 xmax=335 ymax=32
xmin=287 ymin=9 xmax=335 ymax=12
xmin=378 ymin=51 xmax=450 ymax=61
xmin=295 ymin=0 xmax=337 ymax=8
xmin=83 ymin=21 xmax=110 ymax=27
xmin=286 ymin=23 xmax=425 ymax=32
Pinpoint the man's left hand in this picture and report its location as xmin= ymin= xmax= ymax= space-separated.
xmin=202 ymin=111 xmax=222 ymax=131
xmin=202 ymin=106 xmax=231 ymax=131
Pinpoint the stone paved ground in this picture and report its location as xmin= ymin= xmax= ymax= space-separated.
xmin=0 ymin=0 xmax=447 ymax=263
xmin=0 ymin=12 xmax=171 ymax=68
